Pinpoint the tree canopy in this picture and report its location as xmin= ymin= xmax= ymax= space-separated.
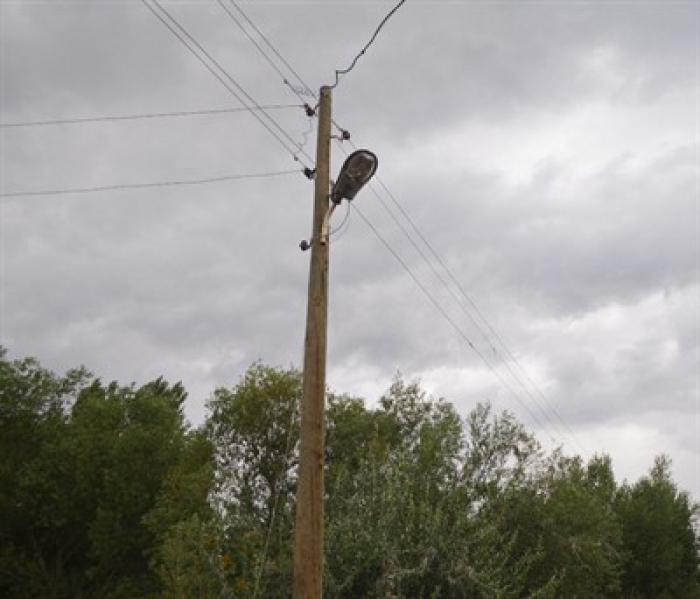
xmin=1 ymin=350 xmax=698 ymax=597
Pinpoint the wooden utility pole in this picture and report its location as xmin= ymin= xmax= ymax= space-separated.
xmin=293 ymin=85 xmax=332 ymax=599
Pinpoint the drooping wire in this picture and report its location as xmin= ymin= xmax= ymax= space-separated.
xmin=339 ymin=135 xmax=587 ymax=454
xmin=334 ymin=134 xmax=583 ymax=451
xmin=329 ymin=0 xmax=407 ymax=90
xmin=352 ymin=203 xmax=558 ymax=442
xmin=365 ymin=167 xmax=588 ymax=455
xmin=1 ymin=169 xmax=301 ymax=198
xmin=293 ymin=114 xmax=315 ymax=163
xmin=215 ymin=0 xmax=320 ymax=158
xmin=217 ymin=0 xmax=315 ymax=102
xmin=0 ymin=105 xmax=302 ymax=129
xmin=300 ymin=94 xmax=581 ymax=450
xmin=142 ymin=0 xmax=314 ymax=168
xmin=329 ymin=201 xmax=352 ymax=240
xmin=332 ymin=131 xmax=586 ymax=452
xmin=149 ymin=0 xmax=313 ymax=165
xmin=218 ymin=0 xmax=349 ymax=139
xmin=368 ymin=181 xmax=584 ymax=453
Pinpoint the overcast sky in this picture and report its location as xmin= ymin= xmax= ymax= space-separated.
xmin=1 ymin=0 xmax=697 ymax=497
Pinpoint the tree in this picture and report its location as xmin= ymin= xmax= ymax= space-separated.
xmin=144 ymin=430 xmax=219 ymax=598
xmin=6 ymin=352 xmax=699 ymax=598
xmin=68 ymin=377 xmax=190 ymax=597
xmin=512 ymin=454 xmax=624 ymax=597
xmin=0 ymin=350 xmax=92 ymax=598
xmin=325 ymin=378 xmax=552 ymax=598
xmin=0 ymin=350 xmax=206 ymax=598
xmin=616 ymin=455 xmax=700 ymax=597
xmin=206 ymin=363 xmax=302 ymax=596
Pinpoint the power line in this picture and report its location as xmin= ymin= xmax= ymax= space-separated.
xmin=217 ymin=0 xmax=314 ymax=103
xmin=231 ymin=1 xmax=316 ymax=99
xmin=329 ymin=0 xmax=407 ymax=90
xmin=334 ymin=136 xmax=586 ymax=453
xmin=352 ymin=203 xmax=558 ymax=442
xmin=215 ymin=0 xmax=319 ymax=158
xmin=142 ymin=0 xmax=314 ymax=168
xmin=217 ymin=1 xmax=348 ymax=139
xmin=367 ymin=170 xmax=588 ymax=455
xmin=1 ymin=169 xmax=301 ymax=198
xmin=0 ymin=105 xmax=303 ymax=129
xmin=331 ymin=124 xmax=586 ymax=452
xmin=328 ymin=135 xmax=584 ymax=450
xmin=358 ymin=185 xmax=586 ymax=452
xmin=149 ymin=0 xmax=312 ymax=164
xmin=141 ymin=1 xmax=298 ymax=161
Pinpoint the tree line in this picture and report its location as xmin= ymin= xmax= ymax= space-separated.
xmin=1 ymin=350 xmax=698 ymax=597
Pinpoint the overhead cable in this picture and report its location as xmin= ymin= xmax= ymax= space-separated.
xmin=352 ymin=203 xmax=558 ymax=442
xmin=149 ymin=0 xmax=313 ymax=164
xmin=142 ymin=0 xmax=314 ymax=168
xmin=0 ymin=105 xmax=303 ymax=129
xmin=339 ymin=138 xmax=587 ymax=454
xmin=217 ymin=0 xmax=315 ymax=101
xmin=369 ymin=181 xmax=584 ymax=452
xmin=1 ymin=169 xmax=301 ymax=198
xmin=218 ymin=1 xmax=348 ymax=139
xmin=215 ymin=0 xmax=320 ymax=157
xmin=368 ymin=169 xmax=588 ymax=455
xmin=329 ymin=0 xmax=407 ymax=90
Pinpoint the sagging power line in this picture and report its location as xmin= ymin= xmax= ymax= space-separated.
xmin=364 ymin=178 xmax=587 ymax=453
xmin=0 ymin=105 xmax=303 ymax=129
xmin=214 ymin=0 xmax=321 ymax=158
xmin=351 ymin=203 xmax=560 ymax=444
xmin=215 ymin=0 xmax=349 ymax=139
xmin=1 ymin=169 xmax=301 ymax=198
xmin=142 ymin=0 xmax=315 ymax=169
xmin=331 ymin=137 xmax=586 ymax=453
xmin=217 ymin=0 xmax=315 ymax=102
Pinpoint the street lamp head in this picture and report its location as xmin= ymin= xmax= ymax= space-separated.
xmin=331 ymin=149 xmax=378 ymax=203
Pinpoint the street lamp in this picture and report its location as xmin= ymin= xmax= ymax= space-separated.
xmin=322 ymin=149 xmax=378 ymax=245
xmin=301 ymin=149 xmax=379 ymax=250
xmin=331 ymin=149 xmax=378 ymax=203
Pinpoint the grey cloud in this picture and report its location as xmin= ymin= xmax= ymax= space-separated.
xmin=2 ymin=0 xmax=697 ymax=494
xmin=395 ymin=145 xmax=695 ymax=318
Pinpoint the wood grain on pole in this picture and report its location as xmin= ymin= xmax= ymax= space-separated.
xmin=293 ymin=85 xmax=332 ymax=599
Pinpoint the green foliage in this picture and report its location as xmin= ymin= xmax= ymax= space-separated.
xmin=206 ymin=363 xmax=302 ymax=596
xmin=150 ymin=514 xmax=225 ymax=599
xmin=325 ymin=377 xmax=549 ymax=598
xmin=0 ymin=351 xmax=92 ymax=598
xmin=616 ymin=455 xmax=700 ymax=598
xmin=71 ymin=378 xmax=189 ymax=595
xmin=500 ymin=453 xmax=625 ymax=597
xmin=0 ymin=350 xmax=212 ymax=598
xmin=208 ymin=368 xmax=698 ymax=598
xmin=2 ymin=352 xmax=699 ymax=598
